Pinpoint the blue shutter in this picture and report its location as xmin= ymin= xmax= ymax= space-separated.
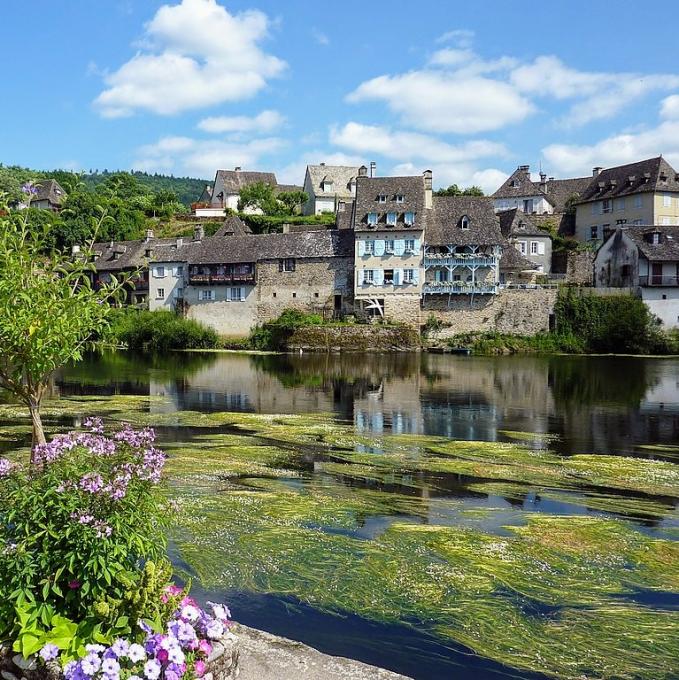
xmin=394 ymin=269 xmax=402 ymax=285
xmin=413 ymin=238 xmax=421 ymax=254
xmin=374 ymin=239 xmax=385 ymax=256
xmin=394 ymin=240 xmax=406 ymax=256
xmin=374 ymin=269 xmax=385 ymax=285
xmin=357 ymin=240 xmax=365 ymax=257
xmin=358 ymin=270 xmax=365 ymax=286
xmin=412 ymin=269 xmax=420 ymax=284
xmin=435 ymin=270 xmax=441 ymax=283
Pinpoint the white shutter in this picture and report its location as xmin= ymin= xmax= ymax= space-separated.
xmin=538 ymin=242 xmax=545 ymax=255
xmin=412 ymin=269 xmax=420 ymax=284
xmin=394 ymin=269 xmax=402 ymax=285
xmin=358 ymin=270 xmax=365 ymax=286
xmin=413 ymin=238 xmax=421 ymax=254
xmin=357 ymin=240 xmax=365 ymax=257
xmin=374 ymin=269 xmax=385 ymax=285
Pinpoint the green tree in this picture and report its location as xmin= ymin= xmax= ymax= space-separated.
xmin=277 ymin=190 xmax=309 ymax=215
xmin=434 ymin=184 xmax=485 ymax=197
xmin=237 ymin=181 xmax=281 ymax=214
xmin=0 ymin=198 xmax=125 ymax=454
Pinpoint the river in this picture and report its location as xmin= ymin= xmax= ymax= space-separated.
xmin=46 ymin=352 xmax=679 ymax=679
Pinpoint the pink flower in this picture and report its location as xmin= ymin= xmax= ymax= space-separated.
xmin=194 ymin=660 xmax=206 ymax=678
xmin=198 ymin=640 xmax=212 ymax=657
xmin=165 ymin=585 xmax=183 ymax=596
xmin=68 ymin=580 xmax=81 ymax=589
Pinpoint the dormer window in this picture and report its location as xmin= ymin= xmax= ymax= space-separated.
xmin=396 ymin=194 xmax=405 ymax=203
xmin=404 ymin=211 xmax=415 ymax=226
xmin=647 ymin=231 xmax=662 ymax=245
xmin=386 ymin=212 xmax=397 ymax=226
xmin=378 ymin=194 xmax=387 ymax=203
xmin=349 ymin=178 xmax=356 ymax=193
xmin=511 ymin=180 xmax=519 ymax=188
xmin=460 ymin=215 xmax=470 ymax=230
xmin=322 ymin=180 xmax=334 ymax=192
xmin=367 ymin=212 xmax=378 ymax=226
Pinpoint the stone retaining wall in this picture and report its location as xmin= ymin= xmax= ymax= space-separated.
xmin=287 ymin=325 xmax=420 ymax=352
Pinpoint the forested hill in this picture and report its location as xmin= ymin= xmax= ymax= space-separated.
xmin=0 ymin=164 xmax=208 ymax=206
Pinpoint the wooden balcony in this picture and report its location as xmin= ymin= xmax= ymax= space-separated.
xmin=188 ymin=272 xmax=255 ymax=286
xmin=423 ymin=282 xmax=498 ymax=295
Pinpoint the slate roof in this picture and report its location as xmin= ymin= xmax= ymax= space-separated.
xmin=500 ymin=245 xmax=540 ymax=271
xmin=492 ymin=165 xmax=589 ymax=211
xmin=498 ymin=209 xmax=550 ymax=238
xmin=210 ymin=169 xmax=277 ymax=206
xmin=427 ymin=196 xmax=504 ymax=246
xmin=196 ymin=184 xmax=212 ymax=203
xmin=335 ymin=200 xmax=355 ymax=230
xmin=626 ymin=226 xmax=679 ymax=261
xmin=306 ymin=165 xmax=361 ymax=199
xmin=353 ymin=175 xmax=426 ymax=231
xmin=576 ymin=157 xmax=679 ymax=204
xmin=33 ymin=179 xmax=67 ymax=206
xmin=274 ymin=184 xmax=304 ymax=194
xmin=213 ymin=215 xmax=252 ymax=237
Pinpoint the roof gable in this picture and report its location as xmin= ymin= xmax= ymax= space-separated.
xmin=353 ymin=175 xmax=426 ymax=231
xmin=427 ymin=196 xmax=504 ymax=246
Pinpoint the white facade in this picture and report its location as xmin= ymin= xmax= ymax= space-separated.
xmin=184 ymin=285 xmax=258 ymax=336
xmin=641 ymin=287 xmax=679 ymax=328
xmin=148 ymin=262 xmax=186 ymax=311
xmin=493 ymin=195 xmax=553 ymax=214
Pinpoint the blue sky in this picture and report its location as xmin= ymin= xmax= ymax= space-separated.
xmin=4 ymin=0 xmax=679 ymax=192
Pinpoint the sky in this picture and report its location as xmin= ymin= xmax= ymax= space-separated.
xmin=4 ymin=0 xmax=679 ymax=192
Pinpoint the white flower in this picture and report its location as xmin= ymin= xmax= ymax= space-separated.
xmin=128 ymin=644 xmax=146 ymax=663
xmin=181 ymin=605 xmax=200 ymax=622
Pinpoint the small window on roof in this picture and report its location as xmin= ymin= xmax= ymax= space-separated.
xmin=367 ymin=212 xmax=378 ymax=226
xmin=460 ymin=215 xmax=470 ymax=230
xmin=396 ymin=194 xmax=405 ymax=203
xmin=378 ymin=194 xmax=387 ymax=203
xmin=511 ymin=180 xmax=519 ymax=188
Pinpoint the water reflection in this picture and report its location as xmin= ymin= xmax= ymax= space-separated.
xmin=57 ymin=352 xmax=679 ymax=458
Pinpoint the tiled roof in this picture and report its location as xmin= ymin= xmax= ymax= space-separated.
xmin=545 ymin=177 xmax=591 ymax=212
xmin=196 ymin=184 xmax=212 ymax=203
xmin=335 ymin=200 xmax=355 ymax=230
xmin=500 ymin=245 xmax=539 ymax=271
xmin=211 ymin=169 xmax=277 ymax=206
xmin=492 ymin=166 xmax=536 ymax=199
xmin=576 ymin=157 xmax=679 ymax=204
xmin=33 ymin=179 xmax=67 ymax=206
xmin=427 ymin=196 xmax=504 ymax=246
xmin=498 ymin=209 xmax=549 ymax=238
xmin=625 ymin=225 xmax=679 ymax=261
xmin=306 ymin=165 xmax=361 ymax=199
xmin=353 ymin=175 xmax=426 ymax=231
xmin=275 ymin=184 xmax=304 ymax=194
xmin=213 ymin=215 xmax=252 ymax=236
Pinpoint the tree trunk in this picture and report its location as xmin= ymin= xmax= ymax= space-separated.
xmin=29 ymin=398 xmax=46 ymax=461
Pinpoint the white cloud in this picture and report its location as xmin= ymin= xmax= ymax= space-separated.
xmin=660 ymin=94 xmax=679 ymax=120
xmin=311 ymin=28 xmax=330 ymax=46
xmin=435 ymin=29 xmax=475 ymax=48
xmin=347 ymin=71 xmax=534 ymax=134
xmin=276 ymin=151 xmax=366 ymax=186
xmin=330 ymin=122 xmax=507 ymax=163
xmin=390 ymin=162 xmax=506 ymax=194
xmin=94 ymin=0 xmax=285 ymax=117
xmin=197 ymin=110 xmax=284 ymax=134
xmin=133 ymin=134 xmax=286 ymax=177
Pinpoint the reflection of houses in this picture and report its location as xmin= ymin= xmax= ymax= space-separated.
xmin=303 ymin=163 xmax=362 ymax=215
xmin=594 ymin=225 xmax=679 ymax=328
xmin=423 ymin=197 xmax=503 ymax=301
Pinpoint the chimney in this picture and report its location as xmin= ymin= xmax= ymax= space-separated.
xmin=370 ymin=161 xmax=377 ymax=178
xmin=145 ymin=229 xmax=154 ymax=241
xmin=423 ymin=169 xmax=433 ymax=210
xmin=193 ymin=225 xmax=204 ymax=241
xmin=358 ymin=165 xmax=368 ymax=177
xmin=234 ymin=166 xmax=241 ymax=172
xmin=518 ymin=164 xmax=530 ymax=179
xmin=593 ymin=166 xmax=603 ymax=177
xmin=539 ymin=172 xmax=547 ymax=192
xmin=176 ymin=237 xmax=183 ymax=249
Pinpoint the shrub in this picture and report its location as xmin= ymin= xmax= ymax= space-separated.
xmin=249 ymin=309 xmax=324 ymax=351
xmin=0 ymin=420 xmax=171 ymax=657
xmin=109 ymin=310 xmax=219 ymax=352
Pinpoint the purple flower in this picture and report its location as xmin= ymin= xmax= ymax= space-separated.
xmin=208 ymin=602 xmax=231 ymax=621
xmin=39 ymin=643 xmax=60 ymax=661
xmin=194 ymin=660 xmax=206 ymax=678
xmin=81 ymin=652 xmax=101 ymax=676
xmin=102 ymin=658 xmax=120 ymax=676
xmin=63 ymin=661 xmax=78 ymax=680
xmin=21 ymin=182 xmax=38 ymax=195
xmin=83 ymin=417 xmax=104 ymax=434
xmin=144 ymin=659 xmax=161 ymax=680
xmin=138 ymin=619 xmax=154 ymax=634
xmin=180 ymin=605 xmax=200 ymax=622
xmin=86 ymin=644 xmax=106 ymax=654
xmin=68 ymin=579 xmax=81 ymax=590
xmin=168 ymin=647 xmax=185 ymax=665
xmin=205 ymin=619 xmax=224 ymax=640
xmin=0 ymin=458 xmax=12 ymax=478
xmin=166 ymin=672 xmax=179 ymax=680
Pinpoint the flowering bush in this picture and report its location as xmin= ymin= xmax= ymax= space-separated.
xmin=45 ymin=591 xmax=232 ymax=680
xmin=0 ymin=420 xmax=173 ymax=657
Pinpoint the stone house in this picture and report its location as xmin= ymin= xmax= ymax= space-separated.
xmin=22 ymin=179 xmax=67 ymax=211
xmin=492 ymin=165 xmax=590 ymax=215
xmin=351 ymin=172 xmax=429 ymax=325
xmin=194 ymin=167 xmax=278 ymax=217
xmin=573 ymin=157 xmax=679 ymax=244
xmin=594 ymin=225 xmax=679 ymax=328
xmin=498 ymin=208 xmax=552 ymax=274
xmin=423 ymin=196 xmax=504 ymax=303
xmin=302 ymin=163 xmax=363 ymax=215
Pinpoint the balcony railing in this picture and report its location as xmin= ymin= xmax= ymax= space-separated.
xmin=423 ymin=282 xmax=498 ymax=295
xmin=188 ymin=272 xmax=255 ymax=285
xmin=639 ymin=275 xmax=679 ymax=287
xmin=425 ymin=256 xmax=497 ymax=267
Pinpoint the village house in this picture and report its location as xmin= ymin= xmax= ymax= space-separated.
xmin=594 ymin=225 xmax=679 ymax=328
xmin=351 ymin=171 xmax=428 ymax=325
xmin=492 ymin=165 xmax=590 ymax=215
xmin=22 ymin=179 xmax=67 ymax=211
xmin=302 ymin=163 xmax=362 ymax=215
xmin=498 ymin=208 xmax=552 ymax=274
xmin=423 ymin=196 xmax=504 ymax=303
xmin=573 ymin=157 xmax=679 ymax=244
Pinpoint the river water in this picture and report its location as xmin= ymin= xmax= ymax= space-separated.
xmin=51 ymin=352 xmax=679 ymax=680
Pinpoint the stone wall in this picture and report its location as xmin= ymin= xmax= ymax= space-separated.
xmin=287 ymin=325 xmax=420 ymax=352
xmin=424 ymin=288 xmax=558 ymax=339
xmin=383 ymin=294 xmax=421 ymax=328
xmin=566 ymin=251 xmax=595 ymax=285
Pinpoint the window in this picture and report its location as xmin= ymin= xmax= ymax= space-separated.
xmin=174 ymin=287 xmax=183 ymax=299
xmin=154 ymin=266 xmax=165 ymax=278
xmin=404 ymin=239 xmax=415 ymax=253
xmin=530 ymin=241 xmax=539 ymax=255
xmin=518 ymin=241 xmax=527 ymax=254
xmin=386 ymin=212 xmax=397 ymax=226
xmin=156 ymin=288 xmax=165 ymax=299
xmin=664 ymin=193 xmax=672 ymax=207
xmin=602 ymin=199 xmax=612 ymax=213
xmin=199 ymin=289 xmax=215 ymax=301
xmin=460 ymin=215 xmax=470 ymax=229
xmin=651 ymin=232 xmax=661 ymax=244
xmin=280 ymin=258 xmax=296 ymax=272
xmin=364 ymin=269 xmax=374 ymax=284
xmin=367 ymin=212 xmax=378 ymax=226
xmin=396 ymin=194 xmax=405 ymax=203
xmin=173 ymin=266 xmax=183 ymax=277
xmin=404 ymin=212 xmax=415 ymax=225
xmin=229 ymin=287 xmax=243 ymax=301
xmin=590 ymin=226 xmax=599 ymax=240
xmin=633 ymin=219 xmax=643 ymax=226
xmin=591 ymin=202 xmax=599 ymax=215
xmin=314 ymin=292 xmax=319 ymax=298
xmin=292 ymin=292 xmax=297 ymax=298
xmin=511 ymin=180 xmax=519 ymax=188
xmin=616 ymin=219 xmax=627 ymax=225
xmin=364 ymin=240 xmax=374 ymax=255
xmin=384 ymin=269 xmax=394 ymax=284
xmin=523 ymin=199 xmax=534 ymax=213
xmin=634 ymin=195 xmax=643 ymax=208
xmin=323 ymin=181 xmax=333 ymax=192
xmin=621 ymin=264 xmax=631 ymax=278
xmin=615 ymin=198 xmax=625 ymax=211
xmin=378 ymin=194 xmax=387 ymax=203
xmin=385 ymin=240 xmax=395 ymax=254
xmin=403 ymin=269 xmax=414 ymax=283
